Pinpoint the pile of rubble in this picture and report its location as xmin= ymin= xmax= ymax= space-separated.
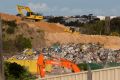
xmin=6 ymin=43 xmax=120 ymax=75
xmin=42 ymin=43 xmax=120 ymax=64
xmin=8 ymin=43 xmax=120 ymax=64
xmin=7 ymin=48 xmax=40 ymax=60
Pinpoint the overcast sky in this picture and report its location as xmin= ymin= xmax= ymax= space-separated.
xmin=0 ymin=0 xmax=120 ymax=16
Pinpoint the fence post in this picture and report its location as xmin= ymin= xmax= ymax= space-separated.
xmin=87 ymin=63 xmax=92 ymax=80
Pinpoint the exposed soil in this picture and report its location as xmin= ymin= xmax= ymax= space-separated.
xmin=1 ymin=13 xmax=120 ymax=50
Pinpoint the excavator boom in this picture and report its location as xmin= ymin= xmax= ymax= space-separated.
xmin=17 ymin=5 xmax=32 ymax=16
xmin=37 ymin=54 xmax=80 ymax=78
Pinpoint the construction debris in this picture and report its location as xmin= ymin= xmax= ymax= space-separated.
xmin=7 ymin=43 xmax=120 ymax=64
xmin=42 ymin=43 xmax=120 ymax=64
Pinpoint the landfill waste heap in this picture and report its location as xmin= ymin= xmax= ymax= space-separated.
xmin=7 ymin=43 xmax=120 ymax=75
xmin=7 ymin=43 xmax=120 ymax=64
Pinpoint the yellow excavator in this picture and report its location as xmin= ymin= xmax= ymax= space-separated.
xmin=16 ymin=5 xmax=43 ymax=21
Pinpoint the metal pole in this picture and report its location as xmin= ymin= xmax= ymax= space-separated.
xmin=87 ymin=63 xmax=92 ymax=80
xmin=0 ymin=15 xmax=5 ymax=80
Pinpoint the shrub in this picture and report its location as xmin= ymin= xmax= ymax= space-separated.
xmin=2 ymin=20 xmax=17 ymax=34
xmin=110 ymin=17 xmax=120 ymax=33
xmin=81 ymin=20 xmax=105 ymax=35
xmin=77 ymin=63 xmax=88 ymax=71
xmin=110 ymin=32 xmax=120 ymax=36
xmin=52 ymin=42 xmax=60 ymax=47
xmin=37 ymin=29 xmax=44 ymax=33
xmin=2 ymin=20 xmax=17 ymax=27
xmin=4 ymin=62 xmax=36 ymax=80
xmin=78 ymin=63 xmax=103 ymax=71
xmin=15 ymin=35 xmax=32 ymax=51
xmin=6 ymin=26 xmax=15 ymax=34
xmin=2 ymin=40 xmax=17 ymax=53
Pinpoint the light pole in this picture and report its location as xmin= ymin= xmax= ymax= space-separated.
xmin=0 ymin=15 xmax=5 ymax=80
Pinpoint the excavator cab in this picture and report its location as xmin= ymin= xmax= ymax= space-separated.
xmin=26 ymin=12 xmax=33 ymax=16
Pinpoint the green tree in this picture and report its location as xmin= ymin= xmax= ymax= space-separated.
xmin=81 ymin=20 xmax=105 ymax=35
xmin=110 ymin=17 xmax=120 ymax=34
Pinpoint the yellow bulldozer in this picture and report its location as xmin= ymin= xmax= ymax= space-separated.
xmin=64 ymin=27 xmax=80 ymax=34
xmin=16 ymin=5 xmax=43 ymax=21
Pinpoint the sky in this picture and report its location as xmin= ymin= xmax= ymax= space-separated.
xmin=0 ymin=0 xmax=120 ymax=16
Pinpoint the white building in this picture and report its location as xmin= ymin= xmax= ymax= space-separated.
xmin=97 ymin=16 xmax=117 ymax=20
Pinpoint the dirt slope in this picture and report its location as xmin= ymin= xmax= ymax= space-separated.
xmin=0 ymin=13 xmax=21 ymax=22
xmin=1 ymin=13 xmax=120 ymax=50
xmin=0 ymin=13 xmax=65 ymax=32
xmin=23 ymin=21 xmax=65 ymax=33
xmin=45 ymin=33 xmax=120 ymax=50
xmin=34 ymin=22 xmax=65 ymax=32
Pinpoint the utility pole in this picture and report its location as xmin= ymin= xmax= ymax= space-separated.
xmin=0 ymin=15 xmax=5 ymax=80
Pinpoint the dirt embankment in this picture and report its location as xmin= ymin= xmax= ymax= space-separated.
xmin=45 ymin=33 xmax=120 ymax=50
xmin=0 ymin=13 xmax=65 ymax=33
xmin=0 ymin=13 xmax=21 ymax=22
xmin=1 ymin=13 xmax=120 ymax=50
xmin=34 ymin=22 xmax=65 ymax=33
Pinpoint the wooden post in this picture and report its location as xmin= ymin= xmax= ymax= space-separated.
xmin=0 ymin=15 xmax=5 ymax=80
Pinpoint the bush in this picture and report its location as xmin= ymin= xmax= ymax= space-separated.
xmin=2 ymin=20 xmax=17 ymax=34
xmin=15 ymin=35 xmax=32 ymax=51
xmin=2 ymin=20 xmax=17 ymax=27
xmin=37 ymin=29 xmax=44 ymax=33
xmin=3 ymin=40 xmax=17 ymax=53
xmin=81 ymin=20 xmax=105 ymax=35
xmin=77 ymin=63 xmax=88 ymax=71
xmin=108 ymin=62 xmax=120 ymax=67
xmin=110 ymin=32 xmax=120 ymax=36
xmin=4 ymin=62 xmax=36 ymax=80
xmin=47 ymin=16 xmax=64 ymax=23
xmin=78 ymin=63 xmax=103 ymax=71
xmin=6 ymin=26 xmax=15 ymax=34
xmin=110 ymin=17 xmax=120 ymax=33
